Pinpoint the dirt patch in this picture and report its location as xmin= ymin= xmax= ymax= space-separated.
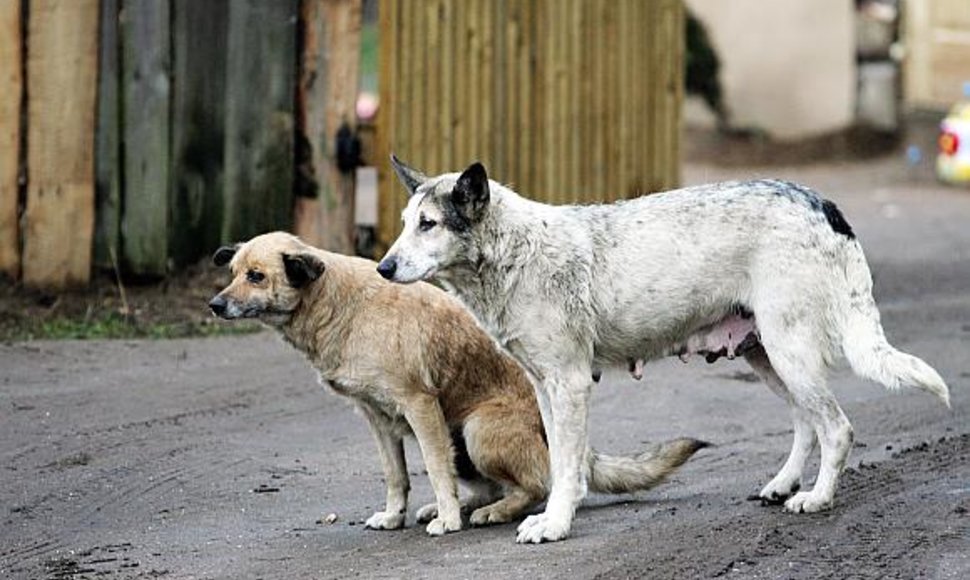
xmin=596 ymin=435 xmax=970 ymax=580
xmin=0 ymin=262 xmax=257 ymax=341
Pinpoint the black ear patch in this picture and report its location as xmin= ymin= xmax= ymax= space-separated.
xmin=212 ymin=245 xmax=238 ymax=267
xmin=450 ymin=162 xmax=490 ymax=225
xmin=390 ymin=153 xmax=428 ymax=196
xmin=282 ymin=253 xmax=325 ymax=288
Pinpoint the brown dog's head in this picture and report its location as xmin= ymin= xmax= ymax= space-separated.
xmin=208 ymin=232 xmax=325 ymax=326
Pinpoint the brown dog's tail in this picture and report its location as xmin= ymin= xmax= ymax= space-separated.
xmin=587 ymin=438 xmax=710 ymax=495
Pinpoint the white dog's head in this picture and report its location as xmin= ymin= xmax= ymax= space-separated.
xmin=377 ymin=155 xmax=491 ymax=283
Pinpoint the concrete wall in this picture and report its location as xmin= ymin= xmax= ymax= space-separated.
xmin=686 ymin=0 xmax=855 ymax=141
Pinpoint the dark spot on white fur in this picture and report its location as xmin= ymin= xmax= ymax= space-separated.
xmin=758 ymin=179 xmax=855 ymax=240
xmin=821 ymin=199 xmax=855 ymax=239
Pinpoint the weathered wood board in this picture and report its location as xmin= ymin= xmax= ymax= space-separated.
xmin=223 ymin=0 xmax=298 ymax=243
xmin=0 ymin=0 xmax=22 ymax=279
xmin=170 ymin=0 xmax=228 ymax=266
xmin=22 ymin=0 xmax=100 ymax=288
xmin=120 ymin=0 xmax=171 ymax=277
xmin=93 ymin=0 xmax=120 ymax=270
xmin=294 ymin=0 xmax=362 ymax=254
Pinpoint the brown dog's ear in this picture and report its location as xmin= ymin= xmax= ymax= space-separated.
xmin=282 ymin=253 xmax=325 ymax=288
xmin=213 ymin=245 xmax=239 ymax=267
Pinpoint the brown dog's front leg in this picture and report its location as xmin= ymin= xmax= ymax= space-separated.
xmin=403 ymin=393 xmax=463 ymax=536
xmin=358 ymin=401 xmax=410 ymax=531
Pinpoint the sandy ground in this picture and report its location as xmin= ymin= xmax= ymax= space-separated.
xmin=2 ymin=157 xmax=969 ymax=579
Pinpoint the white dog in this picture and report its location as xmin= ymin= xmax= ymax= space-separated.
xmin=378 ymin=156 xmax=950 ymax=543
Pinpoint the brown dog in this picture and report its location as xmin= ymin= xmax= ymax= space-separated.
xmin=209 ymin=232 xmax=706 ymax=535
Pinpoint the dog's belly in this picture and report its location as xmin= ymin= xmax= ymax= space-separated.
xmin=595 ymin=312 xmax=760 ymax=368
xmin=670 ymin=313 xmax=760 ymax=363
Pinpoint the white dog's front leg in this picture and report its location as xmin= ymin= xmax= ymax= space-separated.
xmin=517 ymin=372 xmax=591 ymax=544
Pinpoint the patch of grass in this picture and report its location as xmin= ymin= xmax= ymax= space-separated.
xmin=3 ymin=313 xmax=262 ymax=342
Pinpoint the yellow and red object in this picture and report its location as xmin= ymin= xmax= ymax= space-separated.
xmin=937 ymin=83 xmax=970 ymax=186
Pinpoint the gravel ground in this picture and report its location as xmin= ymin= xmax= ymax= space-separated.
xmin=1 ymin=157 xmax=968 ymax=579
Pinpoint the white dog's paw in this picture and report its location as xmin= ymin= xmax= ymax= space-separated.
xmin=752 ymin=479 xmax=801 ymax=505
xmin=425 ymin=514 xmax=462 ymax=536
xmin=784 ymin=491 xmax=833 ymax=514
xmin=516 ymin=513 xmax=543 ymax=533
xmin=515 ymin=513 xmax=570 ymax=544
xmin=364 ymin=511 xmax=406 ymax=530
xmin=415 ymin=502 xmax=438 ymax=524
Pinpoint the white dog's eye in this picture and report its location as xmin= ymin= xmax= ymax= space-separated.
xmin=418 ymin=215 xmax=437 ymax=232
xmin=246 ymin=270 xmax=265 ymax=284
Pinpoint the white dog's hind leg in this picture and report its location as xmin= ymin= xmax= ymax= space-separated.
xmin=758 ymin=333 xmax=853 ymax=514
xmin=783 ymin=390 xmax=853 ymax=514
xmin=517 ymin=371 xmax=592 ymax=544
xmin=744 ymin=347 xmax=816 ymax=503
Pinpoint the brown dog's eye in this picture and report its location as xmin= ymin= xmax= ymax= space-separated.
xmin=246 ymin=270 xmax=265 ymax=284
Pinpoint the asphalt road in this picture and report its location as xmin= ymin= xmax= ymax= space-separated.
xmin=2 ymin=158 xmax=969 ymax=579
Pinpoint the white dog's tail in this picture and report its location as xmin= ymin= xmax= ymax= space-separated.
xmin=840 ymin=247 xmax=950 ymax=406
xmin=587 ymin=438 xmax=709 ymax=494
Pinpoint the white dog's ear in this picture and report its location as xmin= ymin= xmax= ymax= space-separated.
xmin=452 ymin=162 xmax=490 ymax=222
xmin=282 ymin=253 xmax=325 ymax=288
xmin=390 ymin=153 xmax=427 ymax=196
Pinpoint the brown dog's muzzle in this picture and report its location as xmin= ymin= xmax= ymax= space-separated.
xmin=208 ymin=294 xmax=229 ymax=318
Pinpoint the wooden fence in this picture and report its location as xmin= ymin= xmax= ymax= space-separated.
xmin=0 ymin=0 xmax=682 ymax=288
xmin=375 ymin=0 xmax=684 ymax=251
xmin=0 ymin=0 xmax=360 ymax=289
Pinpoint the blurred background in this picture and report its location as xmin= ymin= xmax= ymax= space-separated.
xmin=0 ymin=0 xmax=968 ymax=336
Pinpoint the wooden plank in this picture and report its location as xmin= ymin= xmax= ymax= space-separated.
xmin=577 ymin=0 xmax=591 ymax=196
xmin=565 ymin=0 xmax=579 ymax=202
xmin=451 ymin=0 xmax=467 ymax=168
xmin=502 ymin=0 xmax=517 ymax=184
xmin=439 ymin=0 xmax=454 ymax=173
xmin=294 ymin=0 xmax=362 ymax=254
xmin=667 ymin=0 xmax=683 ymax=189
xmin=517 ymin=0 xmax=529 ymax=184
xmin=409 ymin=0 xmax=424 ymax=168
xmin=223 ymin=0 xmax=297 ymax=243
xmin=0 ymin=0 xmax=21 ymax=279
xmin=93 ymin=0 xmax=120 ymax=270
xmin=121 ymin=0 xmax=171 ymax=276
xmin=425 ymin=0 xmax=440 ymax=173
xmin=375 ymin=0 xmax=398 ymax=252
xmin=479 ymin=0 xmax=494 ymax=168
xmin=541 ymin=0 xmax=556 ymax=199
xmin=22 ymin=0 xmax=99 ymax=288
xmin=596 ymin=0 xmax=610 ymax=199
xmin=552 ymin=0 xmax=565 ymax=201
xmin=641 ymin=1 xmax=655 ymax=192
xmin=623 ymin=0 xmax=636 ymax=198
xmin=170 ymin=0 xmax=228 ymax=266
